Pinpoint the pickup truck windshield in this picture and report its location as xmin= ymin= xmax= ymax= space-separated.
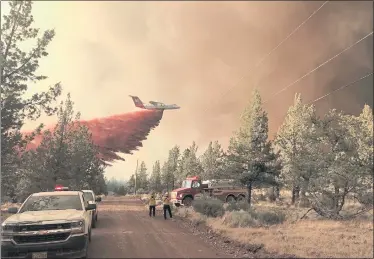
xmin=19 ymin=195 xmax=83 ymax=212
xmin=83 ymin=192 xmax=94 ymax=202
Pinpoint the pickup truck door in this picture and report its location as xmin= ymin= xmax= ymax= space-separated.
xmin=81 ymin=194 xmax=92 ymax=231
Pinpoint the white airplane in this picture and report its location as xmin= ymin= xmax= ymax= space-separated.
xmin=129 ymin=95 xmax=180 ymax=110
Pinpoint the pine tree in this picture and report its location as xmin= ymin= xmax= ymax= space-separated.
xmin=306 ymin=108 xmax=373 ymax=218
xmin=137 ymin=161 xmax=149 ymax=190
xmin=1 ymin=1 xmax=62 ymax=200
xmin=16 ymin=94 xmax=106 ymax=200
xmin=128 ymin=175 xmax=136 ymax=193
xmin=161 ymin=161 xmax=172 ymax=191
xmin=149 ymin=160 xmax=162 ymax=192
xmin=227 ymin=89 xmax=280 ymax=207
xmin=167 ymin=146 xmax=180 ymax=189
xmin=178 ymin=142 xmax=203 ymax=182
xmin=274 ymin=93 xmax=318 ymax=203
xmin=200 ymin=141 xmax=226 ymax=179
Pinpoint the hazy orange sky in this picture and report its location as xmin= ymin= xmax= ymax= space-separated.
xmin=2 ymin=1 xmax=373 ymax=181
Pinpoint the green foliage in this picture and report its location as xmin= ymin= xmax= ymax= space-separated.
xmin=177 ymin=142 xmax=203 ymax=182
xmin=223 ymin=210 xmax=258 ymax=228
xmin=1 ymin=0 xmax=61 ymax=199
xmin=137 ymin=161 xmax=149 ymax=190
xmin=225 ymin=201 xmax=251 ymax=212
xmin=226 ymin=89 xmax=281 ymax=206
xmin=306 ymin=108 xmax=373 ymax=217
xmin=161 ymin=146 xmax=180 ymax=190
xmin=192 ymin=196 xmax=225 ymax=218
xmin=115 ymin=185 xmax=127 ymax=196
xmin=106 ymin=178 xmax=127 ymax=192
xmin=274 ymin=94 xmax=318 ymax=203
xmin=15 ymin=94 xmax=107 ymax=200
xmin=357 ymin=191 xmax=373 ymax=207
xmin=149 ymin=160 xmax=162 ymax=192
xmin=223 ymin=209 xmax=286 ymax=228
xmin=200 ymin=141 xmax=226 ymax=179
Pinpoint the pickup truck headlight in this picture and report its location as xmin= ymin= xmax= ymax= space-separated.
xmin=1 ymin=224 xmax=16 ymax=237
xmin=70 ymin=220 xmax=84 ymax=234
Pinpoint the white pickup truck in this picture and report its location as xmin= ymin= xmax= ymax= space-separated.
xmin=1 ymin=190 xmax=96 ymax=259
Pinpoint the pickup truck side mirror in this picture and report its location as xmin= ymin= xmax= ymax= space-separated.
xmin=86 ymin=203 xmax=97 ymax=211
xmin=8 ymin=207 xmax=18 ymax=214
xmin=95 ymin=197 xmax=102 ymax=202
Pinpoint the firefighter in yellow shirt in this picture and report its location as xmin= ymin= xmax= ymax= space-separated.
xmin=149 ymin=194 xmax=156 ymax=217
xmin=162 ymin=192 xmax=172 ymax=220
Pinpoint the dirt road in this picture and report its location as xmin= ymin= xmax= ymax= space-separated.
xmin=88 ymin=197 xmax=231 ymax=258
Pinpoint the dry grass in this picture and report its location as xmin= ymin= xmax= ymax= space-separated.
xmin=208 ymin=217 xmax=373 ymax=258
xmin=176 ymin=193 xmax=374 ymax=258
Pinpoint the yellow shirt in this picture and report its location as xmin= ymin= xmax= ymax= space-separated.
xmin=149 ymin=197 xmax=156 ymax=206
xmin=163 ymin=197 xmax=170 ymax=205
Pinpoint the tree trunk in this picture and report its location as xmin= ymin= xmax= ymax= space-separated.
xmin=275 ymin=186 xmax=280 ymax=199
xmin=292 ymin=185 xmax=300 ymax=204
xmin=333 ymin=186 xmax=340 ymax=214
xmin=291 ymin=187 xmax=296 ymax=204
xmin=247 ymin=182 xmax=253 ymax=208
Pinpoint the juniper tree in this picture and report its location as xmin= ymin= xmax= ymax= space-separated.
xmin=274 ymin=93 xmax=318 ymax=204
xmin=200 ymin=141 xmax=226 ymax=179
xmin=227 ymin=89 xmax=280 ymax=207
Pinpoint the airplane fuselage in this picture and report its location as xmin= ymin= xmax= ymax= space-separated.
xmin=129 ymin=95 xmax=180 ymax=110
xmin=143 ymin=105 xmax=180 ymax=110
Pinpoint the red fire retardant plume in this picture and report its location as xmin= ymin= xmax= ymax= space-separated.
xmin=24 ymin=110 xmax=164 ymax=163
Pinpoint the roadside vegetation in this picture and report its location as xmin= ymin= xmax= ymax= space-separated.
xmin=133 ymin=90 xmax=372 ymax=258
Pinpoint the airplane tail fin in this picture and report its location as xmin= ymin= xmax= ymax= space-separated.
xmin=129 ymin=95 xmax=145 ymax=108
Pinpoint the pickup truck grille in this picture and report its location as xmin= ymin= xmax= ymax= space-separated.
xmin=14 ymin=223 xmax=71 ymax=232
xmin=13 ymin=233 xmax=70 ymax=244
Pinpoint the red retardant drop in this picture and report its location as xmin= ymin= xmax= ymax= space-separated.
xmin=24 ymin=110 xmax=164 ymax=163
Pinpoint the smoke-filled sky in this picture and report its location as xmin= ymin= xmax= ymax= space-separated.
xmin=3 ymin=1 xmax=373 ymax=181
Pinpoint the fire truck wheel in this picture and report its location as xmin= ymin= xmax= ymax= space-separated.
xmin=237 ymin=195 xmax=245 ymax=202
xmin=183 ymin=197 xmax=193 ymax=207
xmin=226 ymin=195 xmax=236 ymax=203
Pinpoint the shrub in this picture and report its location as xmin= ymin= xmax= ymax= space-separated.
xmin=223 ymin=208 xmax=286 ymax=228
xmin=298 ymin=197 xmax=311 ymax=208
xmin=266 ymin=188 xmax=277 ymax=202
xmin=192 ymin=196 xmax=225 ymax=218
xmin=357 ymin=192 xmax=373 ymax=207
xmin=256 ymin=210 xmax=286 ymax=225
xmin=223 ymin=210 xmax=259 ymax=228
xmin=136 ymin=188 xmax=146 ymax=195
xmin=255 ymin=193 xmax=267 ymax=202
xmin=226 ymin=201 xmax=251 ymax=212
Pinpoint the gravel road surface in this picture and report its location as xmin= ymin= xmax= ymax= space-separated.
xmin=88 ymin=197 xmax=230 ymax=258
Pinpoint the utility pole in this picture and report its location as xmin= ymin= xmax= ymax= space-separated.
xmin=134 ymin=159 xmax=138 ymax=195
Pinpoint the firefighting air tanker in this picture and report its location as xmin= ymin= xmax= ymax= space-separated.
xmin=129 ymin=95 xmax=180 ymax=110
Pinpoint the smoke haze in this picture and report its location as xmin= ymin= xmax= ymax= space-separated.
xmin=7 ymin=1 xmax=372 ymax=180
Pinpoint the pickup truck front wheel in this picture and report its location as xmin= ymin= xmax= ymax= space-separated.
xmin=80 ymin=236 xmax=89 ymax=259
xmin=92 ymin=216 xmax=96 ymax=228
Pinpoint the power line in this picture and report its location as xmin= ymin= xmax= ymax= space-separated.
xmin=307 ymin=71 xmax=373 ymax=105
xmin=274 ymin=71 xmax=373 ymax=121
xmin=202 ymin=1 xmax=329 ymax=113
xmin=263 ymin=31 xmax=373 ymax=104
